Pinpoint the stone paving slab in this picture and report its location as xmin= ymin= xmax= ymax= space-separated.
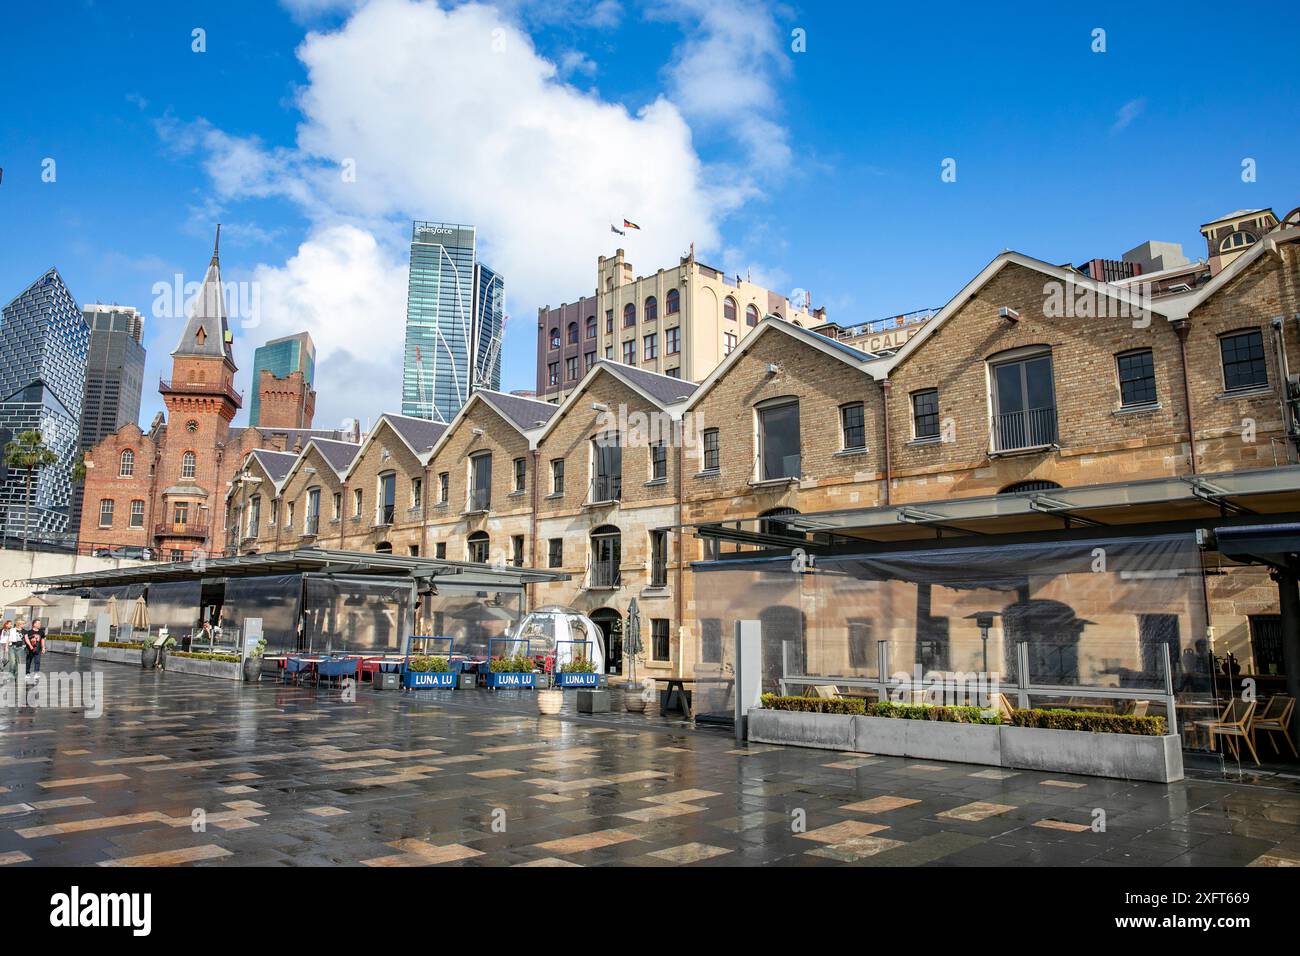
xmin=0 ymin=658 xmax=1297 ymax=867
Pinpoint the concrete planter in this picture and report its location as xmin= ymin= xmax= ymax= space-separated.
xmin=163 ymin=655 xmax=242 ymax=681
xmin=854 ymin=714 xmax=1002 ymax=765
xmin=748 ymin=708 xmax=857 ymax=752
xmin=999 ymin=725 xmax=1183 ymax=784
xmin=748 ymin=708 xmax=1184 ymax=783
xmin=91 ymin=646 xmax=143 ymax=667
xmin=45 ymin=641 xmax=82 ymax=657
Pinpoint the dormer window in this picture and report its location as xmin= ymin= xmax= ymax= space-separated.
xmin=1219 ymin=231 xmax=1256 ymax=253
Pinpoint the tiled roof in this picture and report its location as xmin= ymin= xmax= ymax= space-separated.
xmin=384 ymin=414 xmax=448 ymax=454
xmin=478 ymin=391 xmax=559 ymax=430
xmin=311 ymin=438 xmax=362 ymax=474
xmin=251 ymin=449 xmax=298 ymax=483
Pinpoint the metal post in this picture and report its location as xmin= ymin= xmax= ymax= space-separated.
xmin=734 ymin=620 xmax=762 ymax=742
xmin=876 ymin=639 xmax=889 ymax=702
xmin=1160 ymin=641 xmax=1177 ymax=729
xmin=1015 ymin=641 xmax=1031 ymax=709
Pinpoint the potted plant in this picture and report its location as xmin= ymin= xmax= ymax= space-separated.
xmin=486 ymin=652 xmax=536 ymax=689
xmin=537 ymin=684 xmax=563 ymax=715
xmin=555 ymin=654 xmax=598 ymax=688
xmin=403 ymin=654 xmax=458 ymax=689
xmin=242 ymin=638 xmax=266 ymax=683
xmin=157 ymin=633 xmax=176 ymax=670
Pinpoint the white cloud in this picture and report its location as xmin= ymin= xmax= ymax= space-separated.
xmin=1111 ymin=97 xmax=1147 ymax=134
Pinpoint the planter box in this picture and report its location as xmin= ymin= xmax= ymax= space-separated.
xmin=403 ymin=671 xmax=457 ymax=689
xmin=748 ymin=708 xmax=856 ymax=752
xmin=486 ymin=672 xmax=535 ymax=689
xmin=163 ymin=655 xmax=242 ymax=681
xmin=999 ymin=725 xmax=1183 ymax=784
xmin=555 ymin=672 xmax=598 ymax=688
xmin=45 ymin=641 xmax=82 ymax=657
xmin=748 ymin=708 xmax=1184 ymax=783
xmin=91 ymin=646 xmax=144 ymax=667
xmin=854 ymin=714 xmax=1002 ymax=765
xmin=576 ymin=689 xmax=610 ymax=713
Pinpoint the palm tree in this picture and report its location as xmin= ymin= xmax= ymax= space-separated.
xmin=4 ymin=430 xmax=58 ymax=551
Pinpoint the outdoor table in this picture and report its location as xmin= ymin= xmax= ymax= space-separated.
xmin=657 ymin=676 xmax=697 ymax=718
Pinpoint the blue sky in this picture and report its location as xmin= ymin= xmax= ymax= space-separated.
xmin=2 ymin=0 xmax=1297 ymax=430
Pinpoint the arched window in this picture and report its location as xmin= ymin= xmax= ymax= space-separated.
xmin=590 ymin=525 xmax=621 ymax=588
xmin=745 ymin=304 xmax=760 ymax=327
xmin=119 ymin=449 xmax=135 ymax=477
xmin=1219 ymin=231 xmax=1256 ymax=253
xmin=665 ymin=288 xmax=680 ymax=314
xmin=549 ymin=327 xmax=560 ymax=349
xmin=644 ymin=296 xmax=658 ymax=321
xmin=467 ymin=530 xmax=490 ymax=564
xmin=585 ymin=315 xmax=596 ymax=339
xmin=723 ymin=296 xmax=737 ymax=322
xmin=998 ymin=480 xmax=1062 ymax=494
xmin=623 ymin=302 xmax=637 ymax=327
xmin=567 ymin=321 xmax=579 ymax=344
xmin=181 ymin=451 xmax=197 ymax=479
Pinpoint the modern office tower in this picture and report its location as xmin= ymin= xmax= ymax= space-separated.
xmin=79 ymin=305 xmax=146 ymax=447
xmin=249 ymin=332 xmax=316 ymax=428
xmin=0 ymin=268 xmax=90 ymax=544
xmin=402 ymin=221 xmax=504 ymax=423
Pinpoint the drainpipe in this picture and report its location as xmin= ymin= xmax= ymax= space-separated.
xmin=1172 ymin=319 xmax=1198 ymax=475
xmin=1270 ymin=316 xmax=1297 ymax=460
xmin=529 ymin=448 xmax=540 ymax=611
xmin=340 ymin=480 xmax=349 ymax=548
xmin=880 ymin=380 xmax=893 ymax=505
xmin=675 ymin=417 xmax=685 ymax=679
xmin=421 ymin=463 xmax=431 ymax=557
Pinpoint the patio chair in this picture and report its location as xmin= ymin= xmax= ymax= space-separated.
xmin=316 ymin=658 xmax=353 ymax=688
xmin=1194 ymin=699 xmax=1259 ymax=765
xmin=1120 ymin=699 xmax=1150 ymax=717
xmin=1252 ymin=694 xmax=1297 ymax=758
xmin=283 ymin=656 xmax=312 ymax=686
xmin=806 ymin=684 xmax=842 ymax=700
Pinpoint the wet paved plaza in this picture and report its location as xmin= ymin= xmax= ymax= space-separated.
xmin=2 ymin=656 xmax=1299 ymax=867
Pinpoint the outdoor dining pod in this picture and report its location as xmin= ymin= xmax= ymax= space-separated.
xmin=31 ymin=548 xmax=570 ymax=658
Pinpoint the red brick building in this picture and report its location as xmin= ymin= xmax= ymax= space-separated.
xmin=78 ymin=230 xmax=348 ymax=558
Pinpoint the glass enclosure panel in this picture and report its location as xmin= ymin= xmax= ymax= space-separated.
xmin=301 ymin=575 xmax=411 ymax=655
xmin=420 ymin=583 xmax=523 ymax=658
xmin=221 ymin=574 xmax=302 ymax=652
xmin=145 ymin=581 xmax=203 ymax=641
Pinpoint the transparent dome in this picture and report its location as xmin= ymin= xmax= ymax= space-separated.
xmin=513 ymin=606 xmax=605 ymax=672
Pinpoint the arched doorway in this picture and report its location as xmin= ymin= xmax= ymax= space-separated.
xmin=590 ymin=607 xmax=623 ymax=675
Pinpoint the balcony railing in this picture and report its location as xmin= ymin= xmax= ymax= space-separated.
xmin=992 ymin=406 xmax=1058 ymax=452
xmin=159 ymin=378 xmax=244 ymax=408
xmin=467 ymin=488 xmax=490 ymax=512
xmin=154 ymin=522 xmax=209 ymax=540
xmin=590 ymin=561 xmax=621 ymax=588
xmin=589 ymin=475 xmax=622 ymax=504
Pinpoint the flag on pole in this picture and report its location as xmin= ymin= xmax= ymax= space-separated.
xmin=623 ymin=219 xmax=641 ymax=230
xmin=611 ymin=225 xmax=625 ymax=236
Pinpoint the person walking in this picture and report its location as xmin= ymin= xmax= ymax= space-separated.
xmin=0 ymin=619 xmax=20 ymax=682
xmin=23 ymin=617 xmax=44 ymax=682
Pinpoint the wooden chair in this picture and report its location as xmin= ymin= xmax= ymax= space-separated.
xmin=1195 ymin=699 xmax=1259 ymax=765
xmin=1121 ymin=699 xmax=1150 ymax=717
xmin=807 ymin=684 xmax=842 ymax=700
xmin=1252 ymin=695 xmax=1297 ymax=758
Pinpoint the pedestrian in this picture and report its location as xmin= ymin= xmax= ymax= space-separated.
xmin=0 ymin=619 xmax=20 ymax=681
xmin=24 ymin=617 xmax=44 ymax=682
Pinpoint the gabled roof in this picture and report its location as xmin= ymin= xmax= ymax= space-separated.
xmin=277 ymin=437 xmax=362 ymax=490
xmin=342 ymin=413 xmax=448 ymax=481
xmin=250 ymin=449 xmax=297 ymax=484
xmin=879 ymin=251 xmax=1165 ymax=373
xmin=384 ymin=414 xmax=449 ymax=456
xmin=682 ymin=316 xmax=880 ymax=412
xmin=423 ymin=390 xmax=558 ymax=462
xmin=1156 ymin=225 xmax=1300 ymax=319
xmin=534 ymin=361 xmax=698 ymax=444
xmin=172 ymin=226 xmax=234 ymax=366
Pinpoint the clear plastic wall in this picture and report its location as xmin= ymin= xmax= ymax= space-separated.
xmin=301 ymin=574 xmax=412 ymax=655
xmin=221 ymin=574 xmax=302 ymax=652
xmin=142 ymin=581 xmax=202 ymax=641
xmin=692 ymin=533 xmax=1212 ymax=721
xmin=420 ymin=583 xmax=524 ymax=658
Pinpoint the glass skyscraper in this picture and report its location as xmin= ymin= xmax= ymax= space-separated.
xmin=0 ymin=268 xmax=90 ymax=544
xmin=248 ymin=332 xmax=315 ymax=426
xmin=403 ymin=221 xmax=504 ymax=422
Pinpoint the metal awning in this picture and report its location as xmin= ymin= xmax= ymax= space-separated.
xmin=32 ymin=547 xmax=570 ymax=591
xmin=1214 ymin=523 xmax=1300 ymax=572
xmin=690 ymin=464 xmax=1300 ymax=553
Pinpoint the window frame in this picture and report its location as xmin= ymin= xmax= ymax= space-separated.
xmin=840 ymin=401 xmax=866 ymax=450
xmin=1115 ymin=348 xmax=1158 ymax=408
xmin=1219 ymin=329 xmax=1268 ymax=392
xmin=911 ymin=388 xmax=940 ymax=440
xmin=755 ymin=397 xmax=801 ymax=481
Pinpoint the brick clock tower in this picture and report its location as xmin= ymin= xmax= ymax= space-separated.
xmin=156 ymin=227 xmax=242 ymax=557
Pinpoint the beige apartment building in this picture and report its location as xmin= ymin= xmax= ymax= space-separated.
xmin=535 ymin=247 xmax=822 ymax=402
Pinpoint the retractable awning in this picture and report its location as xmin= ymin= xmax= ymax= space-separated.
xmin=690 ymin=464 xmax=1300 ymax=553
xmin=31 ymin=547 xmax=570 ymax=591
xmin=1214 ymin=523 xmax=1300 ymax=572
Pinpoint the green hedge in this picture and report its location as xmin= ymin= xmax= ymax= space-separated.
xmin=407 ymin=655 xmax=450 ymax=672
xmin=98 ymin=641 xmax=145 ymax=650
xmin=170 ymin=651 xmax=240 ymax=663
xmin=759 ymin=695 xmax=1167 ymax=735
xmin=759 ymin=694 xmax=999 ymax=723
xmin=489 ymin=653 xmax=536 ymax=673
xmin=1011 ymin=708 xmax=1166 ymax=736
xmin=560 ymin=656 xmax=596 ymax=674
